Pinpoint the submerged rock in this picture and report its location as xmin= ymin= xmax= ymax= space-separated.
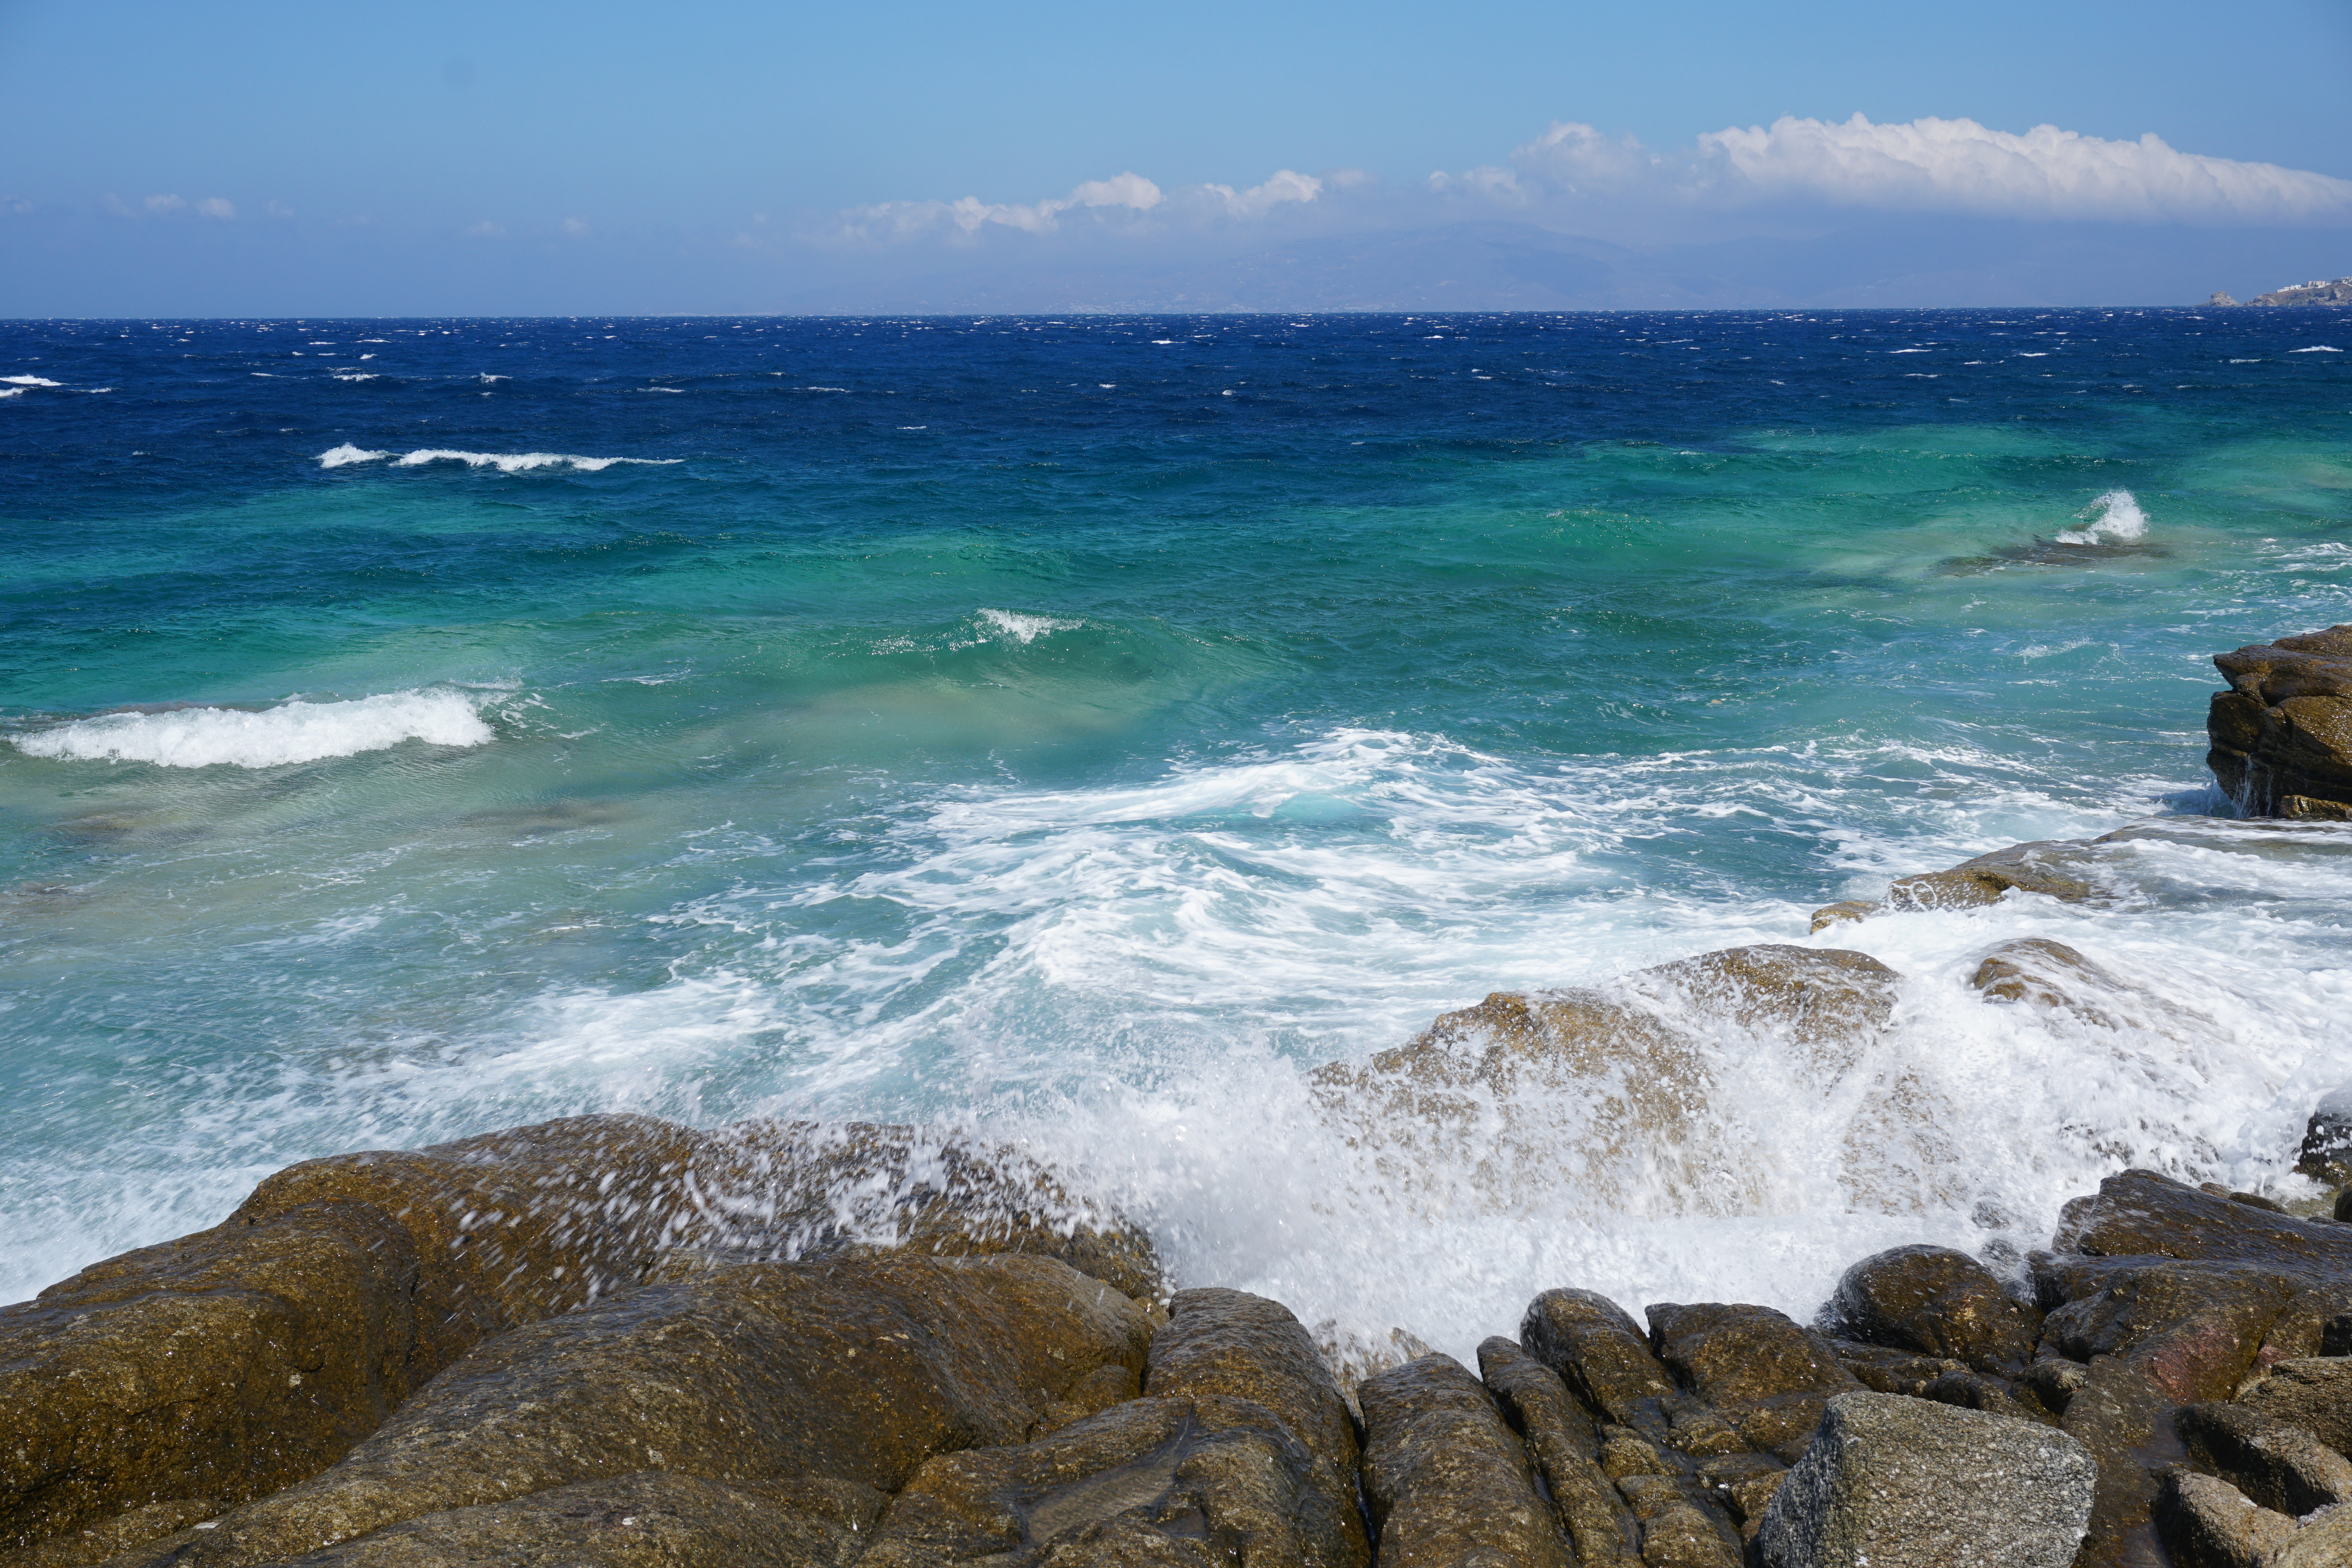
xmin=1756 ymin=1392 xmax=2094 ymax=1568
xmin=1810 ymin=840 xmax=2110 ymax=930
xmin=2208 ymin=626 xmax=2352 ymax=817
xmin=1829 ymin=1243 xmax=2040 ymax=1377
xmin=140 ymin=1252 xmax=1150 ymax=1567
xmin=1357 ymin=1353 xmax=1572 ymax=1568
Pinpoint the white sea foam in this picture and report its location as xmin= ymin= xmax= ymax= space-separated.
xmin=2055 ymin=488 xmax=2149 ymax=544
xmin=2 ymin=375 xmax=64 ymax=386
xmin=2290 ymin=346 xmax=2342 ymax=353
xmin=977 ymin=607 xmax=1081 ymax=643
xmin=11 ymin=690 xmax=494 ymax=768
xmin=330 ymin=372 xmax=380 ymax=382
xmin=0 ymin=388 xmax=22 ymax=399
xmin=316 ymin=446 xmax=679 ymax=473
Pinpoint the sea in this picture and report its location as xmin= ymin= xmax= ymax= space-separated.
xmin=4 ymin=310 xmax=2350 ymax=1362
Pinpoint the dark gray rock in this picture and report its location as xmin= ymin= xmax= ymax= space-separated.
xmin=860 ymin=1394 xmax=1365 ymax=1568
xmin=1357 ymin=1353 xmax=1572 ymax=1568
xmin=1830 ymin=1244 xmax=2040 ymax=1377
xmin=1475 ymin=1337 xmax=1643 ymax=1567
xmin=2059 ymin=1168 xmax=2352 ymax=1279
xmin=0 ymin=1501 xmax=220 ymax=1568
xmin=2296 ymin=1086 xmax=2352 ymax=1185
xmin=1755 ymin=1392 xmax=2094 ymax=1568
xmin=2175 ymin=1401 xmax=2352 ymax=1518
xmin=152 ymin=1252 xmax=1152 ymax=1567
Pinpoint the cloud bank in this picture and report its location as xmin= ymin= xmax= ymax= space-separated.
xmin=834 ymin=113 xmax=2352 ymax=252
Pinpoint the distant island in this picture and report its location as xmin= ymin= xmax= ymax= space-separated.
xmin=2208 ymin=275 xmax=2352 ymax=306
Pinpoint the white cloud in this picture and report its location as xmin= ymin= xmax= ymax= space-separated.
xmin=144 ymin=194 xmax=185 ymax=214
xmin=841 ymin=170 xmax=1164 ymax=242
xmin=462 ymin=219 xmax=506 ymax=239
xmin=1696 ymin=114 xmax=2352 ymax=224
xmin=562 ymin=216 xmax=590 ymax=239
xmin=194 ymin=196 xmax=234 ymax=220
xmin=1203 ymin=169 xmax=1322 ymax=216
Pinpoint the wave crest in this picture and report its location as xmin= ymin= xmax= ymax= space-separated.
xmin=317 ymin=445 xmax=679 ymax=473
xmin=2055 ymin=489 xmax=2149 ymax=545
xmin=11 ymin=690 xmax=495 ymax=768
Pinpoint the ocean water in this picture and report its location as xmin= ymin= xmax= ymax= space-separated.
xmin=4 ymin=310 xmax=2351 ymax=1362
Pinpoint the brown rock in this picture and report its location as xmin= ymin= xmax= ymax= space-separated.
xmin=1357 ymin=1354 xmax=1572 ymax=1568
xmin=1142 ymin=1288 xmax=1362 ymax=1517
xmin=1968 ymin=937 xmax=2133 ymax=1029
xmin=2151 ymin=1467 xmax=2298 ymax=1568
xmin=1827 ymin=1339 xmax=1965 ymax=1398
xmin=162 ymin=1252 xmax=1152 ymax=1567
xmin=2279 ymin=1504 xmax=2352 ymax=1568
xmin=1519 ymin=1288 xmax=1678 ymax=1438
xmin=1830 ymin=1243 xmax=2041 ymax=1376
xmin=1476 ymin=1337 xmax=1644 ymax=1567
xmin=0 ymin=1502 xmax=219 ymax=1568
xmin=860 ymin=1394 xmax=1365 ymax=1568
xmin=1646 ymin=1302 xmax=1864 ymax=1462
xmin=2241 ymin=1358 xmax=2352 ymax=1455
xmin=1808 ymin=900 xmax=1876 ymax=932
xmin=2040 ymin=1261 xmax=2300 ymax=1404
xmin=248 ymin=1472 xmax=883 ymax=1567
xmin=2208 ymin=628 xmax=2352 ymax=815
xmin=0 ymin=1201 xmax=428 ymax=1552
xmin=2062 ymin=1168 xmax=2352 ymax=1278
xmin=2058 ymin=1355 xmax=2187 ymax=1568
xmin=1885 ymin=840 xmax=2103 ymax=911
xmin=2175 ymin=1401 xmax=2352 ymax=1517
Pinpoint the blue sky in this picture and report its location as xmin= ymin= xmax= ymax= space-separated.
xmin=4 ymin=0 xmax=2350 ymax=313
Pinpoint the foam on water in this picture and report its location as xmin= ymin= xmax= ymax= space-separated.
xmin=316 ymin=445 xmax=679 ymax=472
xmin=10 ymin=690 xmax=495 ymax=768
xmin=2053 ymin=488 xmax=2150 ymax=545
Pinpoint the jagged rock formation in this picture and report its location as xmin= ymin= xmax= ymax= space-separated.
xmin=2208 ymin=626 xmax=2352 ymax=818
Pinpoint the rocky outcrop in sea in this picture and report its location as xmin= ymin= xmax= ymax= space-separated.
xmin=2210 ymin=278 xmax=2352 ymax=307
xmin=6 ymin=632 xmax=2352 ymax=1568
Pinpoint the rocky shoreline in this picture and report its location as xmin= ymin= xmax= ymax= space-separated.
xmin=6 ymin=629 xmax=2352 ymax=1568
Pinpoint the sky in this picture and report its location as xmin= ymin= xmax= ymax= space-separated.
xmin=4 ymin=0 xmax=2351 ymax=314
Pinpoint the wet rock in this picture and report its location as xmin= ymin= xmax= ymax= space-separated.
xmin=2062 ymin=1168 xmax=2352 ymax=1279
xmin=1807 ymin=900 xmax=1875 ymax=932
xmin=1829 ymin=1243 xmax=2041 ymax=1376
xmin=2175 ymin=1401 xmax=2352 ymax=1517
xmin=2040 ymin=1259 xmax=2300 ymax=1404
xmin=2208 ymin=627 xmax=2352 ymax=817
xmin=2151 ymin=1467 xmax=2298 ymax=1568
xmin=1607 ymin=1476 xmax=1741 ymax=1568
xmin=249 ymin=1472 xmax=883 ymax=1567
xmin=0 ymin=1502 xmax=220 ymax=1568
xmin=1826 ymin=1339 xmax=1964 ymax=1398
xmin=1142 ymin=1288 xmax=1362 ymax=1512
xmin=157 ymin=1252 xmax=1152 ymax=1567
xmin=1520 ymin=1288 xmax=1679 ymax=1437
xmin=1357 ymin=1353 xmax=1572 ymax=1568
xmin=1885 ymin=840 xmax=2104 ymax=910
xmin=2019 ymin=1358 xmax=2091 ymax=1419
xmin=1646 ymin=1302 xmax=1864 ymax=1463
xmin=2294 ymin=1088 xmax=2352 ymax=1186
xmin=2059 ymin=1355 xmax=2187 ymax=1568
xmin=2241 ymin=1358 xmax=2352 ymax=1455
xmin=2252 ymin=1283 xmax=2352 ymax=1381
xmin=1476 ymin=1337 xmax=1644 ymax=1567
xmin=1755 ymin=1391 xmax=2094 ymax=1568
xmin=0 ymin=1201 xmax=428 ymax=1552
xmin=1968 ymin=937 xmax=2132 ymax=1028
xmin=860 ymin=1394 xmax=1365 ymax=1568
xmin=2280 ymin=1505 xmax=2352 ymax=1567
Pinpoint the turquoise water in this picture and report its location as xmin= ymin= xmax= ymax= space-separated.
xmin=5 ymin=310 xmax=2351 ymax=1353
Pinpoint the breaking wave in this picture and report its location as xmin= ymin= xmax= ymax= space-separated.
xmin=317 ymin=446 xmax=679 ymax=473
xmin=2054 ymin=489 xmax=2149 ymax=545
xmin=11 ymin=690 xmax=495 ymax=768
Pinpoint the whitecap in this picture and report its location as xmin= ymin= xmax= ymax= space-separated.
xmin=318 ymin=443 xmax=390 ymax=467
xmin=11 ymin=690 xmax=494 ymax=768
xmin=0 ymin=388 xmax=22 ymax=400
xmin=2289 ymin=346 xmax=2342 ymax=354
xmin=977 ymin=608 xmax=1081 ymax=644
xmin=2054 ymin=489 xmax=2149 ymax=545
xmin=329 ymin=372 xmax=380 ymax=382
xmin=389 ymin=449 xmax=681 ymax=473
xmin=2 ymin=375 xmax=64 ymax=386
xmin=478 ymin=373 xmax=510 ymax=383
